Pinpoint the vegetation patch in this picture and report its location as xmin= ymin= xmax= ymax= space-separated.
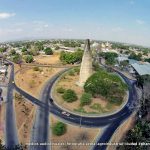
xmin=80 ymin=93 xmax=92 ymax=106
xmin=52 ymin=122 xmax=67 ymax=136
xmin=84 ymin=69 xmax=127 ymax=105
xmin=62 ymin=89 xmax=78 ymax=102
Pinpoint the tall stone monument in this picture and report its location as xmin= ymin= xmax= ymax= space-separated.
xmin=78 ymin=39 xmax=93 ymax=87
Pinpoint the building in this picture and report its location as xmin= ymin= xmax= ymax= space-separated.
xmin=101 ymin=42 xmax=112 ymax=52
xmin=130 ymin=63 xmax=150 ymax=76
xmin=78 ymin=39 xmax=93 ymax=87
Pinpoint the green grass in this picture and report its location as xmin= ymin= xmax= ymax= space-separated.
xmin=90 ymin=103 xmax=105 ymax=113
xmin=105 ymin=102 xmax=114 ymax=110
xmin=74 ymin=107 xmax=87 ymax=113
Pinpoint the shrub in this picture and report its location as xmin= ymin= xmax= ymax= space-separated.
xmin=80 ymin=93 xmax=92 ymax=106
xmin=62 ymin=89 xmax=77 ymax=102
xmin=68 ymin=70 xmax=75 ymax=76
xmin=44 ymin=47 xmax=53 ymax=55
xmin=52 ymin=122 xmax=66 ymax=136
xmin=25 ymin=55 xmax=33 ymax=63
xmin=33 ymin=66 xmax=40 ymax=71
xmin=57 ymin=87 xmax=66 ymax=94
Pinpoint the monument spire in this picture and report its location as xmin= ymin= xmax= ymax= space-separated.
xmin=78 ymin=39 xmax=93 ymax=87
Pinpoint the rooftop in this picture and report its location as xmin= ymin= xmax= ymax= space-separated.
xmin=131 ymin=63 xmax=150 ymax=76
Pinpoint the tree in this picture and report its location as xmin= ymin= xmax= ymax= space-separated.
xmin=44 ymin=47 xmax=53 ymax=55
xmin=12 ymin=53 xmax=22 ymax=64
xmin=80 ymin=93 xmax=92 ymax=106
xmin=117 ymin=120 xmax=150 ymax=150
xmin=52 ymin=122 xmax=66 ymax=136
xmin=128 ymin=52 xmax=142 ymax=61
xmin=55 ymin=46 xmax=60 ymax=50
xmin=0 ymin=47 xmax=6 ymax=53
xmin=99 ymin=52 xmax=118 ymax=65
xmin=21 ymin=47 xmax=27 ymax=52
xmin=10 ymin=49 xmax=16 ymax=55
xmin=144 ymin=58 xmax=150 ymax=63
xmin=25 ymin=55 xmax=33 ymax=63
xmin=62 ymin=89 xmax=78 ymax=102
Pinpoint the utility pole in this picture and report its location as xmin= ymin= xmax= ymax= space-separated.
xmin=79 ymin=112 xmax=82 ymax=128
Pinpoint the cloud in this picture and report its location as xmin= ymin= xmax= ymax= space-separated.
xmin=0 ymin=12 xmax=16 ymax=19
xmin=112 ymin=27 xmax=123 ymax=32
xmin=136 ymin=19 xmax=145 ymax=25
xmin=43 ymin=24 xmax=49 ymax=28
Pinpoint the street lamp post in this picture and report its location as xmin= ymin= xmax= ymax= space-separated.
xmin=79 ymin=111 xmax=82 ymax=128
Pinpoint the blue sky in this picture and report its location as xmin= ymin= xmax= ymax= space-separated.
xmin=0 ymin=0 xmax=150 ymax=46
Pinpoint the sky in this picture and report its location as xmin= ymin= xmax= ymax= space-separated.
xmin=0 ymin=0 xmax=150 ymax=46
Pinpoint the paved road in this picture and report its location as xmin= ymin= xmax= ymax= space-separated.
xmin=93 ymin=79 xmax=137 ymax=150
xmin=5 ymin=63 xmax=19 ymax=148
xmin=29 ymin=68 xmax=70 ymax=150
xmin=14 ymin=66 xmax=137 ymax=127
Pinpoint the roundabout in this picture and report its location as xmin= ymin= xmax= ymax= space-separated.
xmin=4 ymin=60 xmax=138 ymax=150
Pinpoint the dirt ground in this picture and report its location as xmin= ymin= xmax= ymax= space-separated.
xmin=15 ymin=66 xmax=63 ymax=98
xmin=50 ymin=115 xmax=101 ymax=150
xmin=14 ymin=92 xmax=36 ymax=144
xmin=53 ymin=72 xmax=126 ymax=115
xmin=34 ymin=53 xmax=61 ymax=65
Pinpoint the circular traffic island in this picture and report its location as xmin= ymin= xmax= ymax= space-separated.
xmin=52 ymin=67 xmax=128 ymax=116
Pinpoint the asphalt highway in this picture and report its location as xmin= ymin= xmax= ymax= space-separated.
xmin=5 ymin=63 xmax=19 ymax=148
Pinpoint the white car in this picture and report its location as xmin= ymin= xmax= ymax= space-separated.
xmin=61 ymin=111 xmax=70 ymax=116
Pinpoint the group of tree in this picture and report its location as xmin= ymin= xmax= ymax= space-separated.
xmin=84 ymin=69 xmax=127 ymax=105
xmin=63 ymin=41 xmax=81 ymax=47
xmin=128 ymin=52 xmax=142 ymax=61
xmin=111 ymin=43 xmax=130 ymax=50
xmin=9 ymin=50 xmax=22 ymax=64
xmin=119 ymin=60 xmax=129 ymax=69
xmin=60 ymin=49 xmax=83 ymax=64
xmin=144 ymin=58 xmax=150 ymax=63
xmin=99 ymin=52 xmax=118 ymax=65
xmin=0 ymin=47 xmax=7 ymax=53
xmin=117 ymin=120 xmax=150 ymax=150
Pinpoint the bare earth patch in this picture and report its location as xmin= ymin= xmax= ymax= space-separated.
xmin=15 ymin=66 xmax=63 ymax=98
xmin=34 ymin=53 xmax=61 ymax=65
xmin=50 ymin=115 xmax=101 ymax=150
xmin=14 ymin=92 xmax=35 ymax=144
xmin=53 ymin=72 xmax=125 ymax=115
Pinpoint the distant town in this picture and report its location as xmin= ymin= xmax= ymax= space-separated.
xmin=0 ymin=39 xmax=150 ymax=150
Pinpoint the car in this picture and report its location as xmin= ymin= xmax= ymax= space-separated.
xmin=0 ymin=88 xmax=2 ymax=96
xmin=61 ymin=111 xmax=70 ymax=116
xmin=12 ymin=81 xmax=15 ymax=84
xmin=49 ymin=98 xmax=53 ymax=103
